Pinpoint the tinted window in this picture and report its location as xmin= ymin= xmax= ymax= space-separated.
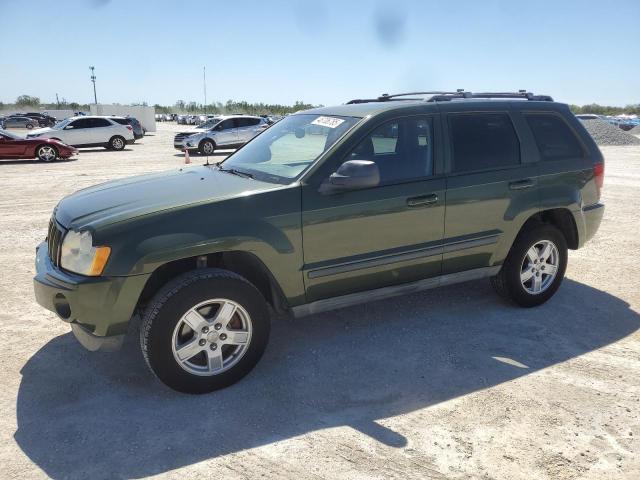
xmin=348 ymin=117 xmax=434 ymax=184
xmin=90 ymin=118 xmax=112 ymax=128
xmin=111 ymin=118 xmax=128 ymax=125
xmin=218 ymin=119 xmax=235 ymax=130
xmin=449 ymin=113 xmax=520 ymax=173
xmin=525 ymin=113 xmax=583 ymax=160
xmin=69 ymin=119 xmax=91 ymax=129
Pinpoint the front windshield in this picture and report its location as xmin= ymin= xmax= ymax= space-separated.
xmin=0 ymin=129 xmax=21 ymax=139
xmin=220 ymin=114 xmax=359 ymax=183
xmin=53 ymin=118 xmax=72 ymax=129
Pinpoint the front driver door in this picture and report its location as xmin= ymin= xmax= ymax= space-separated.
xmin=301 ymin=115 xmax=446 ymax=302
xmin=213 ymin=119 xmax=239 ymax=147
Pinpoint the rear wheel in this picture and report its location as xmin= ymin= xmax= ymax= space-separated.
xmin=36 ymin=145 xmax=58 ymax=162
xmin=198 ymin=139 xmax=215 ymax=155
xmin=26 ymin=123 xmax=34 ymax=130
xmin=140 ymin=269 xmax=270 ymax=394
xmin=108 ymin=135 xmax=126 ymax=151
xmin=491 ymin=224 xmax=567 ymax=307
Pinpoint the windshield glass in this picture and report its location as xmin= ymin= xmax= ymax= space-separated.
xmin=0 ymin=129 xmax=21 ymax=139
xmin=53 ymin=118 xmax=72 ymax=129
xmin=220 ymin=114 xmax=359 ymax=183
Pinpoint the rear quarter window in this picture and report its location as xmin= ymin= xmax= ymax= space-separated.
xmin=524 ymin=113 xmax=584 ymax=160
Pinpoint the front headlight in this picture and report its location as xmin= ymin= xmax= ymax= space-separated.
xmin=60 ymin=230 xmax=111 ymax=276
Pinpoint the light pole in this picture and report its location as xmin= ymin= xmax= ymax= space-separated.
xmin=89 ymin=66 xmax=98 ymax=104
xmin=203 ymin=66 xmax=207 ymax=115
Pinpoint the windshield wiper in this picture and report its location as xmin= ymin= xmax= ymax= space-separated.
xmin=217 ymin=165 xmax=253 ymax=179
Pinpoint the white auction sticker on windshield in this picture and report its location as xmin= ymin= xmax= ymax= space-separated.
xmin=311 ymin=116 xmax=345 ymax=128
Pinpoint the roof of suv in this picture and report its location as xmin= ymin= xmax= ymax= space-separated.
xmin=301 ymin=91 xmax=561 ymax=118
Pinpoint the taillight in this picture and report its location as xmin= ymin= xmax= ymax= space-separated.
xmin=126 ymin=125 xmax=133 ymax=131
xmin=594 ymin=163 xmax=604 ymax=198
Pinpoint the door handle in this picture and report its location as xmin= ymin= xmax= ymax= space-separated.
xmin=509 ymin=179 xmax=535 ymax=190
xmin=407 ymin=194 xmax=438 ymax=207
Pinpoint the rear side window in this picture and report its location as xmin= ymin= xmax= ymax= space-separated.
xmin=236 ymin=118 xmax=261 ymax=127
xmin=449 ymin=113 xmax=520 ymax=173
xmin=111 ymin=118 xmax=128 ymax=125
xmin=524 ymin=113 xmax=583 ymax=160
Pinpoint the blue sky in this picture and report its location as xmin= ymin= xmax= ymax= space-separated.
xmin=0 ymin=0 xmax=638 ymax=107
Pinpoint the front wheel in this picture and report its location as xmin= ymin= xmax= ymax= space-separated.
xmin=491 ymin=224 xmax=568 ymax=307
xmin=36 ymin=145 xmax=59 ymax=162
xmin=108 ymin=135 xmax=126 ymax=151
xmin=198 ymin=139 xmax=215 ymax=155
xmin=140 ymin=269 xmax=270 ymax=394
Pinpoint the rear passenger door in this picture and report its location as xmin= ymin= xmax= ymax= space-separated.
xmin=441 ymin=107 xmax=540 ymax=275
xmin=236 ymin=118 xmax=262 ymax=143
xmin=61 ymin=118 xmax=91 ymax=145
xmin=89 ymin=118 xmax=117 ymax=144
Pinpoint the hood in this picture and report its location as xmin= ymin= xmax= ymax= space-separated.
xmin=55 ymin=165 xmax=282 ymax=230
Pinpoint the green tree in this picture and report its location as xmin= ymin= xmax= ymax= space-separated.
xmin=15 ymin=95 xmax=40 ymax=107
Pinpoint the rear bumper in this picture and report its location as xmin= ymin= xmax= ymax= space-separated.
xmin=126 ymin=138 xmax=135 ymax=145
xmin=33 ymin=241 xmax=149 ymax=350
xmin=574 ymin=203 xmax=605 ymax=248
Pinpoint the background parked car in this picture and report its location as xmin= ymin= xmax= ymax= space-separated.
xmin=2 ymin=116 xmax=38 ymax=129
xmin=175 ymin=115 xmax=269 ymax=153
xmin=110 ymin=116 xmax=145 ymax=140
xmin=0 ymin=129 xmax=77 ymax=162
xmin=27 ymin=116 xmax=135 ymax=150
xmin=22 ymin=112 xmax=57 ymax=127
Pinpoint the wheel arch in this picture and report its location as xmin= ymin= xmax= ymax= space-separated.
xmin=519 ymin=208 xmax=579 ymax=250
xmin=137 ymin=250 xmax=288 ymax=315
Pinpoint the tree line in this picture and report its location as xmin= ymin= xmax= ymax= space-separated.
xmin=1 ymin=95 xmax=320 ymax=115
xmin=3 ymin=95 xmax=638 ymax=116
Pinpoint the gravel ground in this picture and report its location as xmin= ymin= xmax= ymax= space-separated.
xmin=0 ymin=124 xmax=639 ymax=480
xmin=579 ymin=119 xmax=640 ymax=146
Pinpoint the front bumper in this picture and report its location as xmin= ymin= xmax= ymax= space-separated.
xmin=33 ymin=241 xmax=149 ymax=351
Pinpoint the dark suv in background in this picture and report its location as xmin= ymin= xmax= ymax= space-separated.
xmin=110 ymin=116 xmax=145 ymax=140
xmin=34 ymin=90 xmax=604 ymax=393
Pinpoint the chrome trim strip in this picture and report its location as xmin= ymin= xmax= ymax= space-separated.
xmin=306 ymin=233 xmax=500 ymax=279
xmin=293 ymin=265 xmax=501 ymax=317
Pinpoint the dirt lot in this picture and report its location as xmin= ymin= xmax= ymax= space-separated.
xmin=0 ymin=124 xmax=638 ymax=480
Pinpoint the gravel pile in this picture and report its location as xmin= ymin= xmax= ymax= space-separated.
xmin=579 ymin=119 xmax=640 ymax=146
xmin=629 ymin=124 xmax=640 ymax=135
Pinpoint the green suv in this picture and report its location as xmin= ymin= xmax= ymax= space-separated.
xmin=34 ymin=91 xmax=605 ymax=393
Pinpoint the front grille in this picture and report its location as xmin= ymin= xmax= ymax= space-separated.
xmin=47 ymin=217 xmax=66 ymax=267
xmin=174 ymin=132 xmax=194 ymax=143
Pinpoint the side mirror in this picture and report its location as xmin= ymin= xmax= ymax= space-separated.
xmin=320 ymin=160 xmax=380 ymax=194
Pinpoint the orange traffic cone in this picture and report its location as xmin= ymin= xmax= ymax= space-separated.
xmin=184 ymin=148 xmax=191 ymax=164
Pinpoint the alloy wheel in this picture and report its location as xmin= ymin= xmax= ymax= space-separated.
xmin=171 ymin=299 xmax=252 ymax=376
xmin=520 ymin=240 xmax=559 ymax=294
xmin=38 ymin=146 xmax=56 ymax=162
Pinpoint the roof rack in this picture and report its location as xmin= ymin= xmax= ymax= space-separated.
xmin=346 ymin=89 xmax=553 ymax=104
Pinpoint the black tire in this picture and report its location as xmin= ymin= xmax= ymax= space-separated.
xmin=491 ymin=224 xmax=568 ymax=307
xmin=198 ymin=139 xmax=215 ymax=155
xmin=108 ymin=135 xmax=126 ymax=151
xmin=26 ymin=123 xmax=34 ymax=130
xmin=140 ymin=268 xmax=270 ymax=394
xmin=36 ymin=144 xmax=59 ymax=162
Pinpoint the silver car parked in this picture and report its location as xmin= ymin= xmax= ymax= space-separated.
xmin=2 ymin=116 xmax=38 ymax=129
xmin=175 ymin=115 xmax=269 ymax=154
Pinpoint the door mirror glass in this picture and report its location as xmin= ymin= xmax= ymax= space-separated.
xmin=320 ymin=160 xmax=380 ymax=194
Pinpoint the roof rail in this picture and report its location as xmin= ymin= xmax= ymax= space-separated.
xmin=346 ymin=90 xmax=553 ymax=104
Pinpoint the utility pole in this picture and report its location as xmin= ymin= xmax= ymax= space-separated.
xmin=56 ymin=93 xmax=60 ymax=109
xmin=89 ymin=66 xmax=98 ymax=104
xmin=203 ymin=66 xmax=207 ymax=115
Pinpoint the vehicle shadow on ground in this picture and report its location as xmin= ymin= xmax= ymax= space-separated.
xmin=15 ymin=279 xmax=639 ymax=479
xmin=78 ymin=148 xmax=134 ymax=153
xmin=0 ymin=158 xmax=78 ymax=165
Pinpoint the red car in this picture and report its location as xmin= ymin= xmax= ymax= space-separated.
xmin=0 ymin=129 xmax=77 ymax=162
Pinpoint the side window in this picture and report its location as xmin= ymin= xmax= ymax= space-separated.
xmin=69 ymin=119 xmax=90 ymax=129
xmin=449 ymin=113 xmax=520 ymax=173
xmin=247 ymin=118 xmax=261 ymax=127
xmin=218 ymin=119 xmax=235 ymax=130
xmin=348 ymin=117 xmax=434 ymax=184
xmin=90 ymin=118 xmax=112 ymax=128
xmin=235 ymin=118 xmax=250 ymax=128
xmin=524 ymin=113 xmax=583 ymax=160
xmin=111 ymin=118 xmax=128 ymax=126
